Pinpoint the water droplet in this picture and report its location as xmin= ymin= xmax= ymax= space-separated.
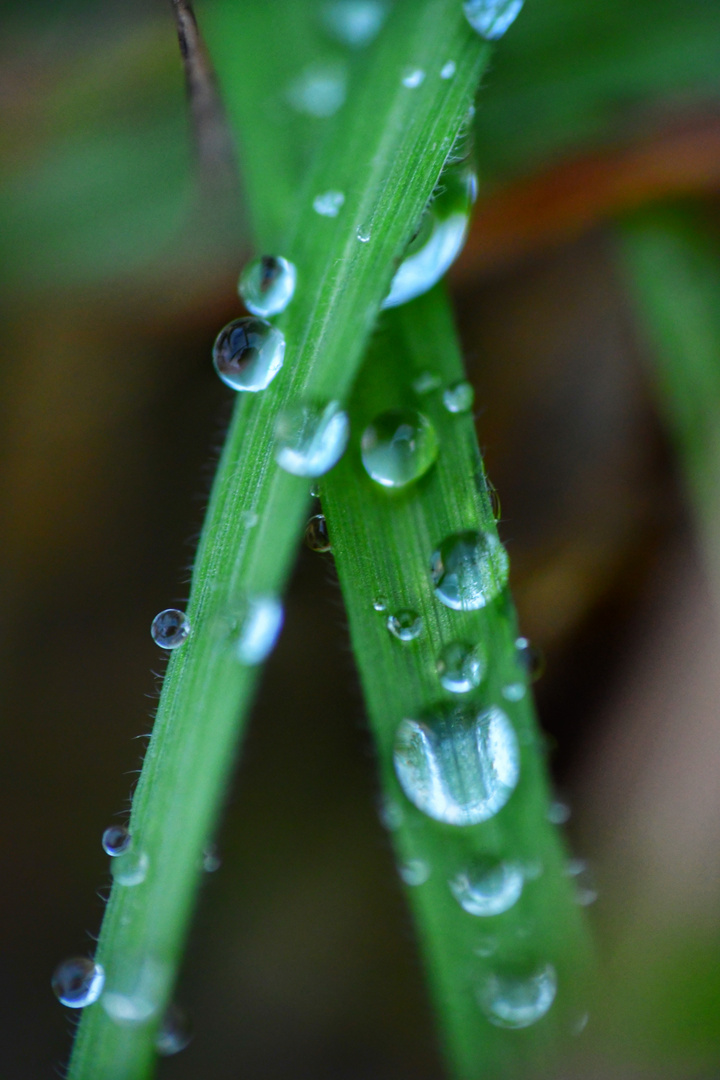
xmin=156 ymin=1002 xmax=193 ymax=1056
xmin=572 ymin=1010 xmax=590 ymax=1035
xmin=224 ymin=595 xmax=284 ymax=665
xmin=112 ymin=850 xmax=149 ymax=887
xmin=515 ymin=637 xmax=545 ymax=680
xmin=393 ymin=705 xmax=520 ymax=825
xmin=547 ymin=800 xmax=571 ymax=825
xmin=382 ymin=163 xmax=477 ymax=309
xmin=310 ymin=482 xmax=321 ymax=498
xmin=449 ymin=858 xmax=523 ymax=916
xmin=313 ymin=190 xmax=345 ymax=217
xmin=102 ymin=956 xmax=166 ymax=1024
xmin=151 ymin=609 xmax=190 ymax=649
xmin=238 ymin=255 xmax=297 ymax=318
xmin=387 ymin=609 xmax=423 ymax=642
xmin=501 ymin=682 xmax=526 ymax=702
xmin=379 ymin=796 xmax=404 ymax=830
xmin=430 ymin=530 xmax=509 ymax=611
xmin=412 ymin=370 xmax=442 ymax=395
xmin=463 ymin=0 xmax=524 ymax=39
xmin=287 ymin=62 xmax=347 ymax=117
xmin=305 ymin=514 xmax=332 ymax=552
xmin=436 ymin=641 xmax=485 ymax=693
xmin=321 ymin=0 xmax=388 ymax=47
xmin=399 ymin=858 xmax=430 ymax=886
xmin=202 ymin=845 xmax=221 ymax=873
xmin=567 ymin=858 xmax=598 ymax=906
xmin=361 ymin=409 xmax=438 ymax=488
xmin=356 ymin=224 xmax=372 ymax=243
xmin=440 ymin=60 xmax=457 ymax=79
xmin=275 ymin=400 xmax=349 ymax=476
xmin=443 ymin=380 xmax=475 ymax=413
xmin=373 ymin=596 xmax=388 ymax=612
xmin=102 ymin=825 xmax=131 ymax=857
xmin=212 ymin=318 xmax=286 ymax=393
xmin=241 ymin=509 xmax=259 ymax=529
xmin=52 ymin=958 xmax=105 ymax=1008
xmin=479 ymin=962 xmax=557 ymax=1029
xmin=402 ymin=67 xmax=425 ymax=88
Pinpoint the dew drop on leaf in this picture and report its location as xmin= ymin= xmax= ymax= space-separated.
xmin=361 ymin=409 xmax=438 ymax=488
xmin=52 ymin=957 xmax=105 ymax=1008
xmin=393 ymin=705 xmax=520 ymax=825
xmin=156 ymin=1003 xmax=193 ymax=1056
xmin=111 ymin=850 xmax=149 ymax=887
xmin=151 ymin=609 xmax=190 ymax=649
xmin=312 ymin=190 xmax=345 ymax=217
xmin=275 ymin=400 xmax=349 ymax=477
xmin=399 ymin=858 xmax=431 ymax=886
xmin=449 ymin=858 xmax=523 ymax=916
xmin=440 ymin=60 xmax=457 ymax=79
xmin=305 ymin=514 xmax=332 ymax=552
xmin=443 ymin=380 xmax=475 ymax=413
xmin=463 ymin=0 xmax=525 ymax=40
xmin=430 ymin=530 xmax=509 ymax=611
xmin=478 ymin=962 xmax=557 ymax=1029
xmin=238 ymin=256 xmax=296 ymax=317
xmin=286 ymin=62 xmax=347 ymax=117
xmin=401 ymin=66 xmax=425 ymax=88
xmin=387 ymin=609 xmax=423 ymax=641
xmin=102 ymin=825 xmax=131 ymax=857
xmin=321 ymin=0 xmax=388 ymax=48
xmin=436 ymin=641 xmax=485 ymax=693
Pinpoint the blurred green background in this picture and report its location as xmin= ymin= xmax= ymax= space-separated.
xmin=2 ymin=0 xmax=720 ymax=1076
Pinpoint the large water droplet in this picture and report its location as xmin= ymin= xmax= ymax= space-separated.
xmin=443 ymin=380 xmax=475 ymax=414
xmin=479 ymin=962 xmax=557 ymax=1029
xmin=436 ymin=641 xmax=485 ymax=693
xmin=382 ymin=164 xmax=477 ymax=309
xmin=238 ymin=256 xmax=297 ymax=318
xmin=151 ymin=609 xmax=190 ymax=649
xmin=401 ymin=67 xmax=425 ymax=88
xmin=321 ymin=0 xmax=387 ymax=47
xmin=387 ymin=609 xmax=423 ymax=642
xmin=52 ymin=958 xmax=105 ymax=1008
xmin=111 ymin=850 xmax=149 ymax=887
xmin=305 ymin=514 xmax=331 ymax=552
xmin=227 ymin=595 xmax=284 ymax=665
xmin=102 ymin=825 xmax=131 ymax=857
xmin=430 ymin=530 xmax=509 ymax=611
xmin=393 ymin=705 xmax=520 ymax=825
xmin=361 ymin=409 xmax=438 ymax=488
xmin=275 ymin=400 xmax=349 ymax=477
xmin=399 ymin=858 xmax=430 ymax=886
xmin=156 ymin=1003 xmax=193 ymax=1056
xmin=313 ymin=190 xmax=345 ymax=217
xmin=449 ymin=858 xmax=523 ymax=916
xmin=212 ymin=317 xmax=285 ymax=392
xmin=463 ymin=0 xmax=524 ymax=39
xmin=287 ymin=62 xmax=347 ymax=117
xmin=102 ymin=956 xmax=166 ymax=1024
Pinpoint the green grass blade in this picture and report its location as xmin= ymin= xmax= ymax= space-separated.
xmin=618 ymin=205 xmax=720 ymax=599
xmin=321 ymin=284 xmax=593 ymax=1079
xmin=67 ymin=5 xmax=491 ymax=1078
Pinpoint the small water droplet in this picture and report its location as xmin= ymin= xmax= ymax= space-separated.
xmin=567 ymin=858 xmax=598 ymax=906
xmin=156 ymin=1002 xmax=193 ymax=1056
xmin=515 ymin=637 xmax=545 ymax=680
xmin=238 ymin=255 xmax=297 ymax=318
xmin=223 ymin=595 xmax=284 ymax=665
xmin=305 ymin=514 xmax=332 ymax=552
xmin=399 ymin=858 xmax=430 ymax=886
xmin=436 ymin=641 xmax=485 ymax=693
xmin=382 ymin=162 xmax=477 ymax=309
xmin=102 ymin=825 xmax=131 ymax=857
xmin=202 ymin=845 xmax=222 ymax=873
xmin=430 ymin=530 xmax=509 ymax=611
xmin=379 ymin=796 xmax=404 ymax=830
xmin=321 ymin=0 xmax=388 ymax=47
xmin=402 ymin=67 xmax=425 ymax=88
xmin=151 ymin=609 xmax=190 ymax=649
xmin=275 ymin=400 xmax=349 ymax=476
xmin=241 ymin=509 xmax=259 ymax=529
xmin=111 ymin=850 xmax=149 ymax=887
xmin=52 ymin=958 xmax=105 ymax=1008
xmin=393 ymin=705 xmax=520 ymax=825
xmin=287 ymin=62 xmax=347 ymax=117
xmin=387 ymin=609 xmax=423 ymax=642
xmin=412 ymin=370 xmax=442 ymax=395
xmin=547 ymin=800 xmax=571 ymax=825
xmin=310 ymin=482 xmax=321 ymax=498
xmin=440 ymin=60 xmax=457 ymax=79
xmin=372 ymin=596 xmax=388 ymax=612
xmin=313 ymin=190 xmax=345 ymax=217
xmin=479 ymin=962 xmax=557 ymax=1029
xmin=356 ymin=224 xmax=372 ymax=243
xmin=501 ymin=682 xmax=526 ymax=702
xmin=463 ymin=0 xmax=524 ymax=40
xmin=212 ymin=317 xmax=285 ymax=393
xmin=102 ymin=956 xmax=166 ymax=1024
xmin=361 ymin=409 xmax=438 ymax=488
xmin=450 ymin=858 xmax=523 ymax=916
xmin=443 ymin=380 xmax=475 ymax=413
